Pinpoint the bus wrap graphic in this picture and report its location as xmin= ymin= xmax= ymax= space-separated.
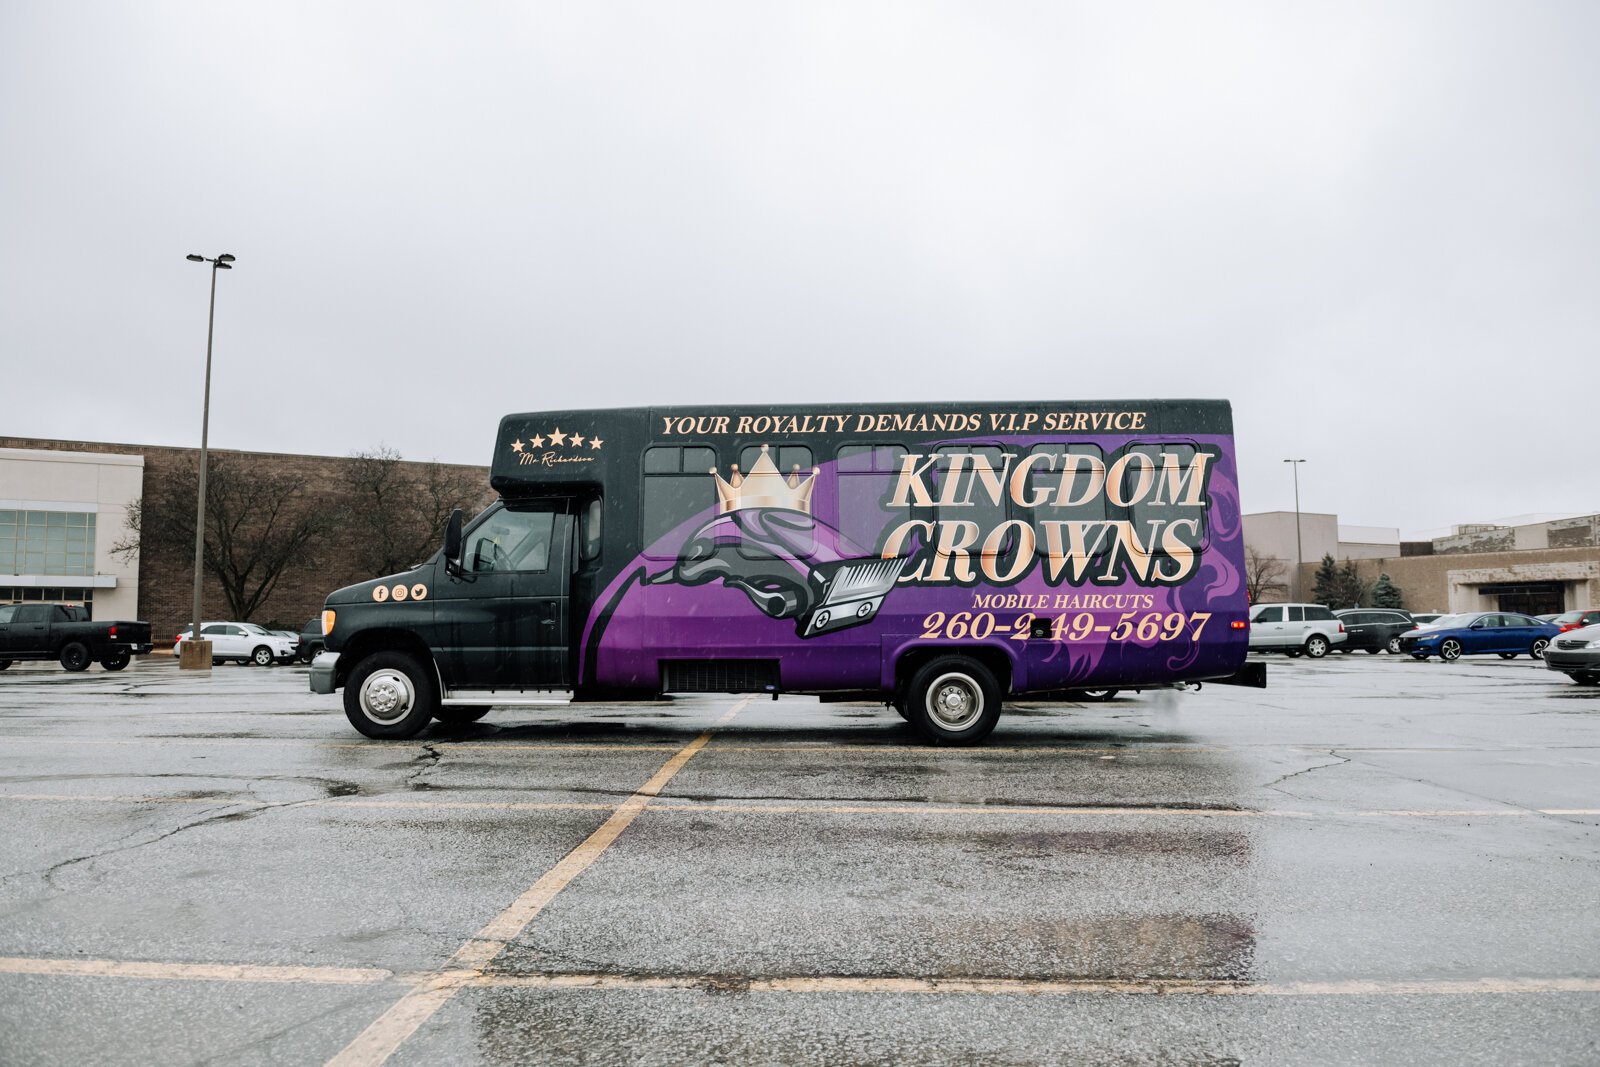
xmin=583 ymin=429 xmax=1245 ymax=693
xmin=650 ymin=446 xmax=907 ymax=638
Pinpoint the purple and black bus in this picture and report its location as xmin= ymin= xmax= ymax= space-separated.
xmin=312 ymin=400 xmax=1261 ymax=743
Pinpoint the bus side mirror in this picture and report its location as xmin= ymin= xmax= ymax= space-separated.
xmin=444 ymin=509 xmax=464 ymax=577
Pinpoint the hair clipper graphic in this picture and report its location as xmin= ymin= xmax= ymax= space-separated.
xmin=650 ymin=445 xmax=907 ymax=637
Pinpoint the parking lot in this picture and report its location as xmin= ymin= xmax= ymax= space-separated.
xmin=2 ymin=652 xmax=1598 ymax=1065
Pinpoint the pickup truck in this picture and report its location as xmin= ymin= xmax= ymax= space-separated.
xmin=0 ymin=603 xmax=154 ymax=671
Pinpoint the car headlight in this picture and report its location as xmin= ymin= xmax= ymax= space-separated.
xmin=1586 ymin=639 xmax=1600 ymax=649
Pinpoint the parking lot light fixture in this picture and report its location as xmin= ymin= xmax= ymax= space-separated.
xmin=181 ymin=253 xmax=237 ymax=670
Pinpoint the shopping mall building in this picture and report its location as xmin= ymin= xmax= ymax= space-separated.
xmin=1 ymin=437 xmax=487 ymax=641
xmin=1245 ymin=510 xmax=1600 ymax=615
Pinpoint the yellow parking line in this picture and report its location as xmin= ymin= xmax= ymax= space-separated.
xmin=0 ymin=956 xmax=393 ymax=985
xmin=645 ymin=804 xmax=1600 ymax=818
xmin=4 ymin=955 xmax=1594 ymax=1000
xmin=324 ymin=697 xmax=753 ymax=1067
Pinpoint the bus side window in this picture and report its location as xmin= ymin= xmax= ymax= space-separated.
xmin=1027 ymin=443 xmax=1107 ymax=558
xmin=1123 ymin=442 xmax=1210 ymax=549
xmin=734 ymin=444 xmax=817 ymax=561
xmin=836 ymin=443 xmax=907 ymax=553
xmin=643 ymin=445 xmax=719 ymax=559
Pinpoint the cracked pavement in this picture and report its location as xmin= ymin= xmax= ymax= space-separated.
xmin=2 ymin=652 xmax=1598 ymax=1065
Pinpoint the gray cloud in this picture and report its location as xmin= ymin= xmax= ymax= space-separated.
xmin=3 ymin=1 xmax=1595 ymax=535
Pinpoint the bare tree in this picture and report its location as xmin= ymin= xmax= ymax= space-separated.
xmin=1244 ymin=546 xmax=1289 ymax=603
xmin=115 ymin=453 xmax=326 ymax=621
xmin=340 ymin=446 xmax=487 ymax=578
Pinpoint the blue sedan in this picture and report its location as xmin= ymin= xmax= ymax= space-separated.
xmin=1399 ymin=612 xmax=1560 ymax=662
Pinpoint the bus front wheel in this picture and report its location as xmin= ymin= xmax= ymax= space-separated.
xmin=904 ymin=656 xmax=1001 ymax=746
xmin=344 ymin=651 xmax=437 ymax=739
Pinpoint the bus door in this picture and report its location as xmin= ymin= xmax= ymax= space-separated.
xmin=435 ymin=503 xmax=572 ymax=689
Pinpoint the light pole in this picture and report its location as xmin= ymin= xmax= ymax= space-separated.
xmin=180 ymin=253 xmax=235 ymax=670
xmin=1284 ymin=458 xmax=1305 ymax=600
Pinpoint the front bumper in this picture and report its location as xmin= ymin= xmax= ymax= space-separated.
xmin=309 ymin=651 xmax=340 ymax=694
xmin=1544 ymin=646 xmax=1600 ymax=675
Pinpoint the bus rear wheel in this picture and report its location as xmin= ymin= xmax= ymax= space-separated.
xmin=343 ymin=651 xmax=438 ymax=739
xmin=904 ymin=656 xmax=1001 ymax=746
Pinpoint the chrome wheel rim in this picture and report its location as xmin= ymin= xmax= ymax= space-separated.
xmin=360 ymin=668 xmax=415 ymax=724
xmin=1532 ymin=640 xmax=1548 ymax=660
xmin=1442 ymin=640 xmax=1461 ymax=661
xmin=925 ymin=672 xmax=983 ymax=731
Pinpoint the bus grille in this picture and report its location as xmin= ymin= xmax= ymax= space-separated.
xmin=661 ymin=659 xmax=780 ymax=693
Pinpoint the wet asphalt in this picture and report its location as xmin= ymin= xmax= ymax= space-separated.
xmin=1 ymin=650 xmax=1597 ymax=1065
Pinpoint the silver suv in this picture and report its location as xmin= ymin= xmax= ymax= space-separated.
xmin=1248 ymin=603 xmax=1348 ymax=658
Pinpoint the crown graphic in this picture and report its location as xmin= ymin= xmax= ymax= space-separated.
xmin=710 ymin=445 xmax=819 ymax=514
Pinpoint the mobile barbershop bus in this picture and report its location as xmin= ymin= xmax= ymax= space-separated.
xmin=311 ymin=400 xmax=1262 ymax=743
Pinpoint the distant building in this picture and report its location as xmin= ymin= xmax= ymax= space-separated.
xmin=1 ymin=437 xmax=489 ymax=639
xmin=1244 ymin=510 xmax=1600 ymax=615
xmin=0 ymin=447 xmax=144 ymax=622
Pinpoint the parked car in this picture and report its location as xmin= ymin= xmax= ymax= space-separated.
xmin=174 ymin=622 xmax=299 ymax=666
xmin=1398 ymin=612 xmax=1559 ymax=662
xmin=1248 ymin=603 xmax=1347 ymax=658
xmin=297 ymin=617 xmax=326 ymax=664
xmin=1543 ymin=623 xmax=1600 ymax=685
xmin=1335 ymin=609 xmax=1415 ymax=654
xmin=1550 ymin=608 xmax=1600 ymax=633
xmin=271 ymin=630 xmax=302 ymax=663
xmin=0 ymin=603 xmax=153 ymax=671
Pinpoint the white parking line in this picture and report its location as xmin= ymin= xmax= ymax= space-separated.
xmin=469 ymin=973 xmax=1600 ymax=997
xmin=3 ymin=792 xmax=1595 ymax=819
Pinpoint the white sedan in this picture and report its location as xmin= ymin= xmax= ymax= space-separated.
xmin=174 ymin=622 xmax=299 ymax=666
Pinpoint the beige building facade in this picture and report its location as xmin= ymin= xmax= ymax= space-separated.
xmin=1245 ymin=509 xmax=1600 ymax=615
xmin=0 ymin=446 xmax=144 ymax=621
xmin=1294 ymin=547 xmax=1599 ymax=615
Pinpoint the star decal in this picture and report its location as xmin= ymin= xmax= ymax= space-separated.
xmin=548 ymin=428 xmax=567 ymax=446
xmin=589 ymin=437 xmax=603 ymax=449
xmin=529 ymin=434 xmax=545 ymax=448
xmin=511 ymin=439 xmax=524 ymax=454
xmin=570 ymin=433 xmax=585 ymax=447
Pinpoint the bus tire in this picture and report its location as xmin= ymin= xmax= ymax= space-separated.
xmin=433 ymin=706 xmax=490 ymax=725
xmin=904 ymin=655 xmax=1001 ymax=746
xmin=343 ymin=651 xmax=438 ymax=739
xmin=60 ymin=642 xmax=91 ymax=672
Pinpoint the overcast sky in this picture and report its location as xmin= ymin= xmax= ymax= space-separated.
xmin=3 ymin=2 xmax=1595 ymax=537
